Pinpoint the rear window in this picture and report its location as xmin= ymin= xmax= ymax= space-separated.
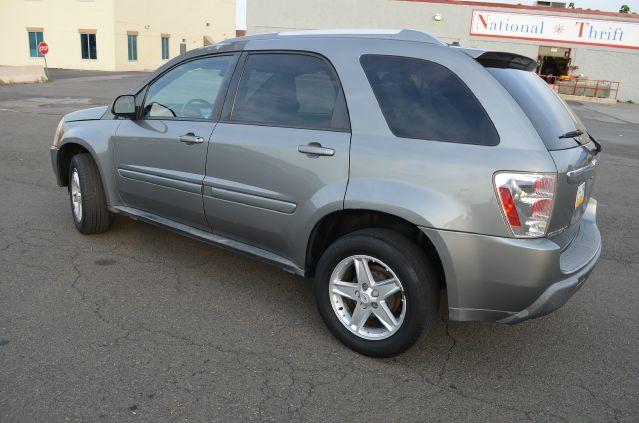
xmin=488 ymin=68 xmax=588 ymax=150
xmin=360 ymin=55 xmax=499 ymax=146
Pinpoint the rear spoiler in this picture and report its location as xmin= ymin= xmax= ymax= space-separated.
xmin=454 ymin=47 xmax=537 ymax=72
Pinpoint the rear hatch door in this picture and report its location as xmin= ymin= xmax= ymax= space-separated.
xmin=485 ymin=64 xmax=600 ymax=247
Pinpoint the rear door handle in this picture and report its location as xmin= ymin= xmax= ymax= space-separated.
xmin=298 ymin=143 xmax=334 ymax=157
xmin=179 ymin=133 xmax=204 ymax=144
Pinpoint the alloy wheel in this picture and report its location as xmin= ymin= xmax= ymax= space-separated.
xmin=329 ymin=255 xmax=406 ymax=340
xmin=70 ymin=168 xmax=82 ymax=222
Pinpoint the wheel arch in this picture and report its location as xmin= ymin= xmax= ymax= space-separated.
xmin=57 ymin=141 xmax=91 ymax=188
xmin=56 ymin=134 xmax=121 ymax=208
xmin=305 ymin=209 xmax=446 ymax=288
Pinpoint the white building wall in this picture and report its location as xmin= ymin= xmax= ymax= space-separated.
xmin=246 ymin=0 xmax=639 ymax=101
xmin=0 ymin=0 xmax=236 ymax=72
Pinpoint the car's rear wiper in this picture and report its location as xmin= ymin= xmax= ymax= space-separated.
xmin=588 ymin=132 xmax=603 ymax=153
xmin=559 ymin=129 xmax=584 ymax=139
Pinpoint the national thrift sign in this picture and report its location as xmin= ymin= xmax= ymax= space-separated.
xmin=470 ymin=10 xmax=639 ymax=50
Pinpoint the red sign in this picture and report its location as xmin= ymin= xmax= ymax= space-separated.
xmin=38 ymin=42 xmax=49 ymax=55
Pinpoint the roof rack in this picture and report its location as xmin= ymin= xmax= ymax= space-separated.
xmin=221 ymin=29 xmax=446 ymax=46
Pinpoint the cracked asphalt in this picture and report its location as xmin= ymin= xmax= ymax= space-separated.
xmin=1 ymin=70 xmax=638 ymax=422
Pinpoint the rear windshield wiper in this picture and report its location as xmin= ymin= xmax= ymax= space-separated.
xmin=559 ymin=129 xmax=584 ymax=139
xmin=588 ymin=132 xmax=603 ymax=153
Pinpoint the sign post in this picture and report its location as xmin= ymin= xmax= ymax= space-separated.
xmin=38 ymin=42 xmax=49 ymax=79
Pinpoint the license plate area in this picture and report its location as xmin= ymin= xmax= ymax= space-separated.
xmin=575 ymin=182 xmax=586 ymax=209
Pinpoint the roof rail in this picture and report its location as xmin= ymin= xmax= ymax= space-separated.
xmin=222 ymin=29 xmax=446 ymax=46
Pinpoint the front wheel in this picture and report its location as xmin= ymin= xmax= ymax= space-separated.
xmin=314 ymin=229 xmax=440 ymax=357
xmin=68 ymin=153 xmax=113 ymax=234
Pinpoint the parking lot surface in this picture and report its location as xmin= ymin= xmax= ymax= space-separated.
xmin=1 ymin=70 xmax=638 ymax=422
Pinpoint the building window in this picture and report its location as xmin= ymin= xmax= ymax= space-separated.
xmin=161 ymin=36 xmax=170 ymax=60
xmin=28 ymin=31 xmax=44 ymax=58
xmin=80 ymin=33 xmax=97 ymax=60
xmin=127 ymin=34 xmax=138 ymax=61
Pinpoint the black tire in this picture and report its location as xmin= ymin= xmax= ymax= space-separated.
xmin=68 ymin=153 xmax=113 ymax=234
xmin=315 ymin=228 xmax=439 ymax=357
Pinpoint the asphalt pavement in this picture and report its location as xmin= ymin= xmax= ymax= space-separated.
xmin=0 ymin=71 xmax=638 ymax=422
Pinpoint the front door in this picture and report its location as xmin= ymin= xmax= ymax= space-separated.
xmin=114 ymin=54 xmax=235 ymax=230
xmin=204 ymin=53 xmax=351 ymax=263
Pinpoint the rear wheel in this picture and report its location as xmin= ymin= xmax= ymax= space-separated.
xmin=68 ymin=153 xmax=113 ymax=234
xmin=314 ymin=228 xmax=439 ymax=357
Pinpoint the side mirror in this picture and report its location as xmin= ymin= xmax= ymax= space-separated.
xmin=111 ymin=94 xmax=137 ymax=118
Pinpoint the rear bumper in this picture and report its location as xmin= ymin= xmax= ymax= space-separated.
xmin=421 ymin=198 xmax=601 ymax=323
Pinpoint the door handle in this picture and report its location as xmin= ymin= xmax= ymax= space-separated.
xmin=179 ymin=133 xmax=204 ymax=144
xmin=298 ymin=143 xmax=334 ymax=157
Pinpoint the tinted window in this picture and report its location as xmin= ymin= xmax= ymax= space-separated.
xmin=28 ymin=31 xmax=44 ymax=58
xmin=80 ymin=33 xmax=97 ymax=60
xmin=488 ymin=68 xmax=588 ymax=150
xmin=231 ymin=54 xmax=348 ymax=131
xmin=127 ymin=34 xmax=138 ymax=61
xmin=361 ymin=55 xmax=499 ymax=146
xmin=143 ymin=55 xmax=233 ymax=119
xmin=161 ymin=37 xmax=170 ymax=60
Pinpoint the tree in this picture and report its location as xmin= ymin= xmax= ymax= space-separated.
xmin=619 ymin=4 xmax=630 ymax=12
xmin=568 ymin=2 xmax=575 ymax=8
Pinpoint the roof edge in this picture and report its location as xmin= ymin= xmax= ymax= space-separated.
xmin=398 ymin=0 xmax=639 ymax=20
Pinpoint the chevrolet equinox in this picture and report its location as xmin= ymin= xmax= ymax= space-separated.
xmin=50 ymin=30 xmax=602 ymax=357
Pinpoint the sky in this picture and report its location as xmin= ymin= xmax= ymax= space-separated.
xmin=235 ymin=0 xmax=638 ymax=29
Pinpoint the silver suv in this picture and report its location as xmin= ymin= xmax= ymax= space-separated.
xmin=50 ymin=30 xmax=601 ymax=357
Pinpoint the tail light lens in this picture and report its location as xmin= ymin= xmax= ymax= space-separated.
xmin=494 ymin=172 xmax=557 ymax=238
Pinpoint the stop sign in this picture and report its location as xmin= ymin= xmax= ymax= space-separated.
xmin=38 ymin=42 xmax=49 ymax=55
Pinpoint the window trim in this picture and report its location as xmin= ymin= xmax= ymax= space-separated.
xmin=221 ymin=50 xmax=351 ymax=133
xmin=360 ymin=54 xmax=500 ymax=146
xmin=139 ymin=53 xmax=240 ymax=123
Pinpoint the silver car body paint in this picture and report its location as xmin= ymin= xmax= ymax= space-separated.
xmin=50 ymin=30 xmax=601 ymax=323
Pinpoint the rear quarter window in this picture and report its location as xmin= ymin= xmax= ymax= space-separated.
xmin=360 ymin=55 xmax=499 ymax=146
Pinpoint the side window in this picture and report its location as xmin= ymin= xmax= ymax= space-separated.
xmin=360 ymin=55 xmax=499 ymax=146
xmin=231 ymin=53 xmax=349 ymax=131
xmin=143 ymin=55 xmax=233 ymax=119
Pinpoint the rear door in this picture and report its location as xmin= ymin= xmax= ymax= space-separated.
xmin=488 ymin=68 xmax=600 ymax=242
xmin=204 ymin=52 xmax=351 ymax=262
xmin=114 ymin=54 xmax=236 ymax=230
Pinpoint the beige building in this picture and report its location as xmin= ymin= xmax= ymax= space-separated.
xmin=0 ymin=0 xmax=236 ymax=71
xmin=245 ymin=0 xmax=639 ymax=102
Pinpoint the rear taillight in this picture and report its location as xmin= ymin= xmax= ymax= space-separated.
xmin=494 ymin=173 xmax=557 ymax=238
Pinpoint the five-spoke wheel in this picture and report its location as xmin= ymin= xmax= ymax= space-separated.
xmin=70 ymin=168 xmax=83 ymax=223
xmin=330 ymin=255 xmax=406 ymax=340
xmin=315 ymin=228 xmax=440 ymax=357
